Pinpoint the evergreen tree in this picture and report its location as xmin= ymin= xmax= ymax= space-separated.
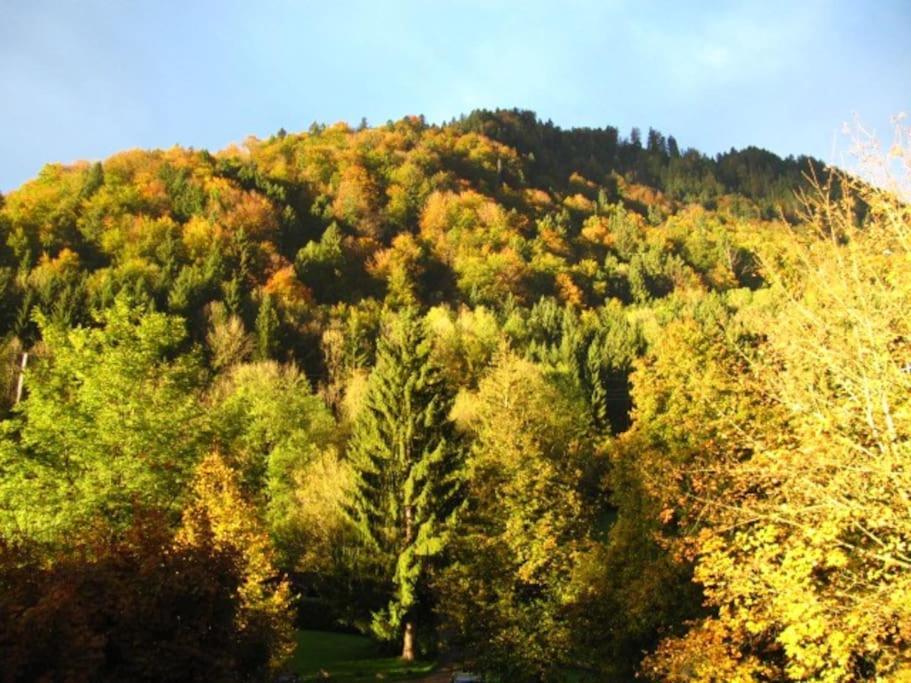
xmin=647 ymin=127 xmax=667 ymax=156
xmin=578 ymin=306 xmax=643 ymax=435
xmin=347 ymin=309 xmax=460 ymax=660
xmin=254 ymin=293 xmax=279 ymax=360
xmin=79 ymin=161 xmax=104 ymax=199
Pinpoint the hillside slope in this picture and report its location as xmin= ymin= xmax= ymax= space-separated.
xmin=4 ymin=111 xmax=906 ymax=682
xmin=0 ymin=108 xmax=823 ymax=386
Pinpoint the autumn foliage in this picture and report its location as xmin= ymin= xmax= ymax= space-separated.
xmin=0 ymin=110 xmax=907 ymax=680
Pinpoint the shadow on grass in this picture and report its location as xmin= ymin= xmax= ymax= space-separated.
xmin=289 ymin=630 xmax=436 ymax=681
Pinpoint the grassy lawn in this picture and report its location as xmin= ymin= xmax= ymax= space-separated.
xmin=288 ymin=629 xmax=437 ymax=681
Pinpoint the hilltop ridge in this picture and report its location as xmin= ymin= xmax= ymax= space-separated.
xmin=0 ymin=108 xmax=825 ymax=371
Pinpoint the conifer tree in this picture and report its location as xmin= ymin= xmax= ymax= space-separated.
xmin=347 ymin=308 xmax=460 ymax=660
xmin=254 ymin=293 xmax=279 ymax=360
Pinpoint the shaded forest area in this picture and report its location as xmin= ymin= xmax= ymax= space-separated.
xmin=0 ymin=109 xmax=908 ymax=681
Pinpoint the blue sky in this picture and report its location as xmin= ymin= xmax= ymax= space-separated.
xmin=1 ymin=0 xmax=908 ymax=191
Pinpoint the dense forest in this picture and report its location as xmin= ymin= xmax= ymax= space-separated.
xmin=0 ymin=108 xmax=908 ymax=681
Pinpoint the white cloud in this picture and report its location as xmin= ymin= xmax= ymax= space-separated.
xmin=626 ymin=1 xmax=828 ymax=93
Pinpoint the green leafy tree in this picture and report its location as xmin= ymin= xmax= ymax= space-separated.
xmin=346 ymin=309 xmax=461 ymax=660
xmin=438 ymin=353 xmax=596 ymax=679
xmin=209 ymin=360 xmax=342 ymax=569
xmin=0 ymin=296 xmax=207 ymax=543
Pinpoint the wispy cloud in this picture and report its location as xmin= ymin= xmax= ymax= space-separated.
xmin=624 ymin=2 xmax=828 ymax=92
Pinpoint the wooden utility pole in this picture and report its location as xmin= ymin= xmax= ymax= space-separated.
xmin=14 ymin=351 xmax=27 ymax=405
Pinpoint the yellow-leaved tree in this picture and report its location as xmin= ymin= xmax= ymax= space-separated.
xmin=177 ymin=453 xmax=295 ymax=672
xmin=645 ymin=124 xmax=911 ymax=681
xmin=437 ymin=353 xmax=597 ymax=679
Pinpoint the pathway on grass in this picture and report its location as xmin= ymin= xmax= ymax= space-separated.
xmin=410 ymin=664 xmax=454 ymax=682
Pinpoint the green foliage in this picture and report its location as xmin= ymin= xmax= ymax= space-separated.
xmin=209 ymin=360 xmax=341 ymax=568
xmin=0 ymin=296 xmax=207 ymax=543
xmin=0 ymin=110 xmax=874 ymax=679
xmin=347 ymin=309 xmax=461 ymax=653
xmin=159 ymin=162 xmax=206 ymax=222
xmin=255 ymin=292 xmax=280 ymax=360
xmin=576 ymin=304 xmax=644 ymax=434
xmin=438 ymin=354 xmax=597 ymax=680
xmin=295 ymin=222 xmax=347 ymax=301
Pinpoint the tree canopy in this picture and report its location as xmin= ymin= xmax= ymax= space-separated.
xmin=0 ymin=111 xmax=907 ymax=681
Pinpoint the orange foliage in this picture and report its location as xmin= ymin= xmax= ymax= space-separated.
xmin=555 ymin=271 xmax=584 ymax=307
xmin=568 ymin=172 xmax=598 ymax=196
xmin=332 ymin=163 xmax=383 ymax=238
xmin=579 ymin=215 xmax=612 ymax=247
xmin=264 ymin=265 xmax=312 ymax=310
xmin=524 ymin=188 xmax=553 ymax=209
xmin=204 ymin=177 xmax=279 ymax=242
xmin=538 ymin=226 xmax=571 ymax=256
xmin=623 ymin=181 xmax=670 ymax=213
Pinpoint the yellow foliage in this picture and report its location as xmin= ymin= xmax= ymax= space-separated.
xmin=419 ymin=190 xmax=523 ymax=262
xmin=555 ymin=272 xmax=584 ymax=307
xmin=27 ymin=248 xmax=81 ymax=289
xmin=182 ymin=214 xmax=219 ymax=258
xmin=340 ymin=367 xmax=370 ymax=426
xmin=367 ymin=233 xmax=425 ymax=306
xmin=264 ymin=265 xmax=312 ymax=310
xmin=579 ymin=215 xmax=612 ymax=247
xmin=177 ymin=453 xmax=294 ymax=668
xmin=332 ymin=163 xmax=383 ymax=238
xmin=642 ymin=128 xmax=911 ymax=680
xmin=280 ymin=445 xmax=354 ymax=576
xmin=563 ymin=193 xmax=594 ymax=213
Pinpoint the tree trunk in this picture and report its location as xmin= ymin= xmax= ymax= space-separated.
xmin=401 ymin=619 xmax=415 ymax=661
xmin=401 ymin=503 xmax=415 ymax=661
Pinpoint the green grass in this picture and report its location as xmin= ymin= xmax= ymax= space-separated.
xmin=288 ymin=629 xmax=436 ymax=681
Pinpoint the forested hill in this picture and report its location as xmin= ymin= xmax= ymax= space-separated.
xmin=3 ymin=110 xmax=908 ymax=682
xmin=0 ymin=108 xmax=823 ymax=376
xmin=455 ymin=109 xmax=821 ymax=211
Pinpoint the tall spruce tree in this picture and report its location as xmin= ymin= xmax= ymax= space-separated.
xmin=254 ymin=293 xmax=279 ymax=360
xmin=347 ymin=309 xmax=460 ymax=660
